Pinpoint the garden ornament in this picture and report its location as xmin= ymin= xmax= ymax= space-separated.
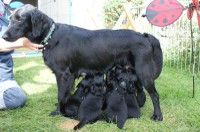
xmin=143 ymin=0 xmax=200 ymax=97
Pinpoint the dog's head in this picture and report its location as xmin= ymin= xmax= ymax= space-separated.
xmin=114 ymin=66 xmax=138 ymax=94
xmin=91 ymin=71 xmax=107 ymax=96
xmin=93 ymin=71 xmax=104 ymax=85
xmin=3 ymin=4 xmax=53 ymax=43
xmin=127 ymin=67 xmax=137 ymax=93
xmin=106 ymin=65 xmax=123 ymax=91
xmin=76 ymin=74 xmax=94 ymax=97
xmin=113 ymin=67 xmax=128 ymax=94
xmin=90 ymin=85 xmax=107 ymax=96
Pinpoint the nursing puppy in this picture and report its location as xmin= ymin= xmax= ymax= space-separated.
xmin=106 ymin=65 xmax=142 ymax=114
xmin=106 ymin=65 xmax=146 ymax=108
xmin=124 ymin=67 xmax=140 ymax=118
xmin=74 ymin=71 xmax=106 ymax=130
xmin=105 ymin=66 xmax=128 ymax=129
xmin=63 ymin=74 xmax=93 ymax=119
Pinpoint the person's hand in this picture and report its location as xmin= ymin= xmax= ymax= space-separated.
xmin=19 ymin=37 xmax=44 ymax=51
xmin=0 ymin=37 xmax=44 ymax=52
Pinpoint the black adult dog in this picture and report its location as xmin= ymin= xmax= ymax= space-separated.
xmin=2 ymin=4 xmax=163 ymax=120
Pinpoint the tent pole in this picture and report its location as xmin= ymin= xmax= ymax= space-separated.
xmin=189 ymin=12 xmax=195 ymax=98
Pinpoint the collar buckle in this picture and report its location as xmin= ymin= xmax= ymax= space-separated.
xmin=40 ymin=23 xmax=56 ymax=50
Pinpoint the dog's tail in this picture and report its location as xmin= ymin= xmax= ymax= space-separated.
xmin=144 ymin=33 xmax=163 ymax=79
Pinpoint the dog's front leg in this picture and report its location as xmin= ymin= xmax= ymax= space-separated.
xmin=50 ymin=70 xmax=75 ymax=116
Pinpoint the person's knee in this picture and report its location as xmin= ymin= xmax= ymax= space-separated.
xmin=3 ymin=86 xmax=27 ymax=109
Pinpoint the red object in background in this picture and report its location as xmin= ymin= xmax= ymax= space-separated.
xmin=193 ymin=0 xmax=199 ymax=10
xmin=146 ymin=0 xmax=184 ymax=27
xmin=193 ymin=0 xmax=200 ymax=28
xmin=187 ymin=0 xmax=200 ymax=28
xmin=187 ymin=3 xmax=194 ymax=20
xmin=197 ymin=12 xmax=200 ymax=28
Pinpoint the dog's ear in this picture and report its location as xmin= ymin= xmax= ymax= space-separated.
xmin=30 ymin=8 xmax=46 ymax=38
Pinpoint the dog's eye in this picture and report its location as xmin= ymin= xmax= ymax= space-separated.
xmin=15 ymin=15 xmax=21 ymax=22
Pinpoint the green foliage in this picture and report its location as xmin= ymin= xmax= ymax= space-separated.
xmin=103 ymin=0 xmax=144 ymax=28
xmin=103 ymin=0 xmax=126 ymax=28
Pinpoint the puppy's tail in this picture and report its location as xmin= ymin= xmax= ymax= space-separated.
xmin=144 ymin=33 xmax=163 ymax=79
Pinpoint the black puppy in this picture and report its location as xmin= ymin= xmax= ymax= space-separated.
xmin=106 ymin=65 xmax=141 ymax=117
xmin=105 ymin=66 xmax=128 ymax=129
xmin=74 ymin=71 xmax=106 ymax=130
xmin=63 ymin=74 xmax=93 ymax=119
xmin=124 ymin=67 xmax=140 ymax=118
xmin=107 ymin=65 xmax=146 ymax=108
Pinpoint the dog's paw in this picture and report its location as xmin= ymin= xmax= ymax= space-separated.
xmin=49 ymin=110 xmax=61 ymax=116
xmin=150 ymin=114 xmax=163 ymax=121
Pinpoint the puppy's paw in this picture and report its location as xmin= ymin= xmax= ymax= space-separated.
xmin=73 ymin=125 xmax=79 ymax=130
xmin=49 ymin=110 xmax=61 ymax=116
xmin=150 ymin=114 xmax=163 ymax=121
xmin=132 ymin=114 xmax=140 ymax=119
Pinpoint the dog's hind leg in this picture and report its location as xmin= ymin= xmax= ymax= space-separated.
xmin=141 ymin=78 xmax=163 ymax=121
xmin=135 ymin=60 xmax=163 ymax=121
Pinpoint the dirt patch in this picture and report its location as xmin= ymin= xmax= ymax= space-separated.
xmin=58 ymin=119 xmax=79 ymax=130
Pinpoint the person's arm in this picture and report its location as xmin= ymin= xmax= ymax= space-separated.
xmin=0 ymin=37 xmax=43 ymax=52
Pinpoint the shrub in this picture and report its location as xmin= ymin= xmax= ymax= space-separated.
xmin=103 ymin=0 xmax=143 ymax=28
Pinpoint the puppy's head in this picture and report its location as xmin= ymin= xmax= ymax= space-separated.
xmin=106 ymin=65 xmax=124 ymax=91
xmin=93 ymin=71 xmax=104 ymax=85
xmin=127 ymin=67 xmax=137 ymax=93
xmin=90 ymin=85 xmax=107 ymax=96
xmin=90 ymin=71 xmax=107 ymax=96
xmin=116 ymin=79 xmax=127 ymax=94
xmin=115 ymin=68 xmax=128 ymax=94
xmin=3 ymin=4 xmax=53 ymax=43
xmin=76 ymin=74 xmax=93 ymax=96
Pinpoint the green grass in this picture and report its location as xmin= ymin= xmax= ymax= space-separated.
xmin=0 ymin=57 xmax=200 ymax=132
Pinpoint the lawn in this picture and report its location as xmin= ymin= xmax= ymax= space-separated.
xmin=0 ymin=56 xmax=200 ymax=132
